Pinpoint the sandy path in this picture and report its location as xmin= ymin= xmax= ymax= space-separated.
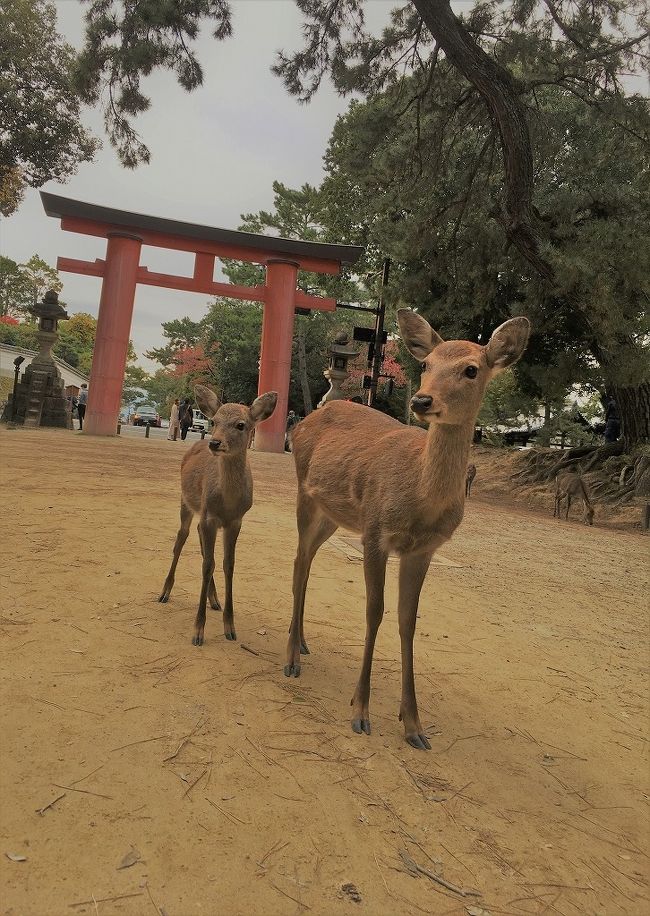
xmin=1 ymin=427 xmax=648 ymax=915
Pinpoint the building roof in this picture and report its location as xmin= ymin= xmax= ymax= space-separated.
xmin=40 ymin=192 xmax=364 ymax=266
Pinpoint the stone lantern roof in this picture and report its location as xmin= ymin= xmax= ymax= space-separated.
xmin=29 ymin=290 xmax=69 ymax=322
xmin=329 ymin=332 xmax=359 ymax=358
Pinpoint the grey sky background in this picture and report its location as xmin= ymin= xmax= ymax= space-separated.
xmin=1 ymin=0 xmax=395 ymax=368
xmin=2 ymin=2 xmax=645 ymax=372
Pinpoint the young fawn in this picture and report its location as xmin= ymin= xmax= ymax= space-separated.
xmin=554 ymin=471 xmax=595 ymax=525
xmin=285 ymin=309 xmax=530 ymax=749
xmin=465 ymin=463 xmax=477 ymax=497
xmin=159 ymin=385 xmax=277 ymax=645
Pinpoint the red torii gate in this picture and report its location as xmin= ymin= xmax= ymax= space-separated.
xmin=41 ymin=192 xmax=363 ymax=452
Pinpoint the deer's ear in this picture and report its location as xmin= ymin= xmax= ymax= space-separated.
xmin=250 ymin=391 xmax=277 ymax=424
xmin=484 ymin=317 xmax=531 ymax=370
xmin=194 ymin=385 xmax=221 ymax=418
xmin=397 ymin=309 xmax=443 ymax=361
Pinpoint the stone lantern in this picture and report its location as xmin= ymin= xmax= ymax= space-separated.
xmin=8 ymin=290 xmax=72 ymax=428
xmin=317 ymin=332 xmax=360 ymax=408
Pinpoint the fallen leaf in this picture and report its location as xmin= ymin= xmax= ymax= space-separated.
xmin=5 ymin=853 xmax=27 ymax=862
xmin=256 ymin=628 xmax=267 ymax=636
xmin=117 ymin=849 xmax=141 ymax=869
xmin=466 ymin=907 xmax=491 ymax=916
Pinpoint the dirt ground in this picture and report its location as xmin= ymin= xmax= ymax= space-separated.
xmin=1 ymin=426 xmax=648 ymax=916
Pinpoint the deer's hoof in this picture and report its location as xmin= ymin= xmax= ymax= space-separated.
xmin=406 ymin=733 xmax=431 ymax=751
xmin=192 ymin=633 xmax=204 ymax=647
xmin=300 ymin=641 xmax=310 ymax=655
xmin=225 ymin=630 xmax=237 ymax=641
xmin=210 ymin=600 xmax=222 ymax=611
xmin=283 ymin=663 xmax=301 ymax=678
xmin=158 ymin=594 xmax=169 ymax=603
xmin=351 ymin=718 xmax=371 ymax=735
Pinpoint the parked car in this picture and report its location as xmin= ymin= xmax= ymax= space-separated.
xmin=191 ymin=409 xmax=211 ymax=432
xmin=133 ymin=404 xmax=162 ymax=427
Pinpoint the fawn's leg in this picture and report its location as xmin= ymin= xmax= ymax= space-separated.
xmin=284 ymin=493 xmax=337 ymax=677
xmin=159 ymin=502 xmax=193 ymax=603
xmin=192 ymin=515 xmax=217 ymax=646
xmin=350 ymin=533 xmax=388 ymax=736
xmin=221 ymin=520 xmax=242 ymax=641
xmin=198 ymin=523 xmax=221 ymax=610
xmin=398 ymin=550 xmax=433 ymax=750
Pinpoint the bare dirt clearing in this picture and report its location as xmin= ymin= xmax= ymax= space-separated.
xmin=1 ymin=427 xmax=648 ymax=915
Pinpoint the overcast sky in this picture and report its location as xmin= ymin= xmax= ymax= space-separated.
xmin=1 ymin=0 xmax=395 ymax=368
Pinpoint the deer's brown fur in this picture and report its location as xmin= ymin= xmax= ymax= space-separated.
xmin=554 ymin=471 xmax=595 ymax=525
xmin=285 ymin=309 xmax=530 ymax=749
xmin=159 ymin=386 xmax=277 ymax=645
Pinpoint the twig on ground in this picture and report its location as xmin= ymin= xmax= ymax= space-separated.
xmin=71 ymin=765 xmax=105 ymax=786
xmin=240 ymin=643 xmax=260 ymax=656
xmin=258 ymin=838 xmax=289 ymax=869
xmin=53 ymin=784 xmax=113 ymax=800
xmin=164 ymin=716 xmax=204 ymax=762
xmin=373 ymin=850 xmax=391 ymax=897
xmin=112 ymin=735 xmax=171 ymax=752
xmin=36 ymin=792 xmax=66 ymax=815
xmin=398 ymin=849 xmax=481 ymax=898
xmin=145 ymin=882 xmax=162 ymax=915
xmin=183 ymin=768 xmax=208 ymax=798
xmin=69 ymin=892 xmax=144 ymax=908
xmin=269 ymin=881 xmax=311 ymax=910
xmin=205 ymin=797 xmax=249 ymax=825
xmin=237 ymin=750 xmax=268 ymax=780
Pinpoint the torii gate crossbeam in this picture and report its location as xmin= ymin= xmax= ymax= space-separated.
xmin=41 ymin=193 xmax=364 ymax=453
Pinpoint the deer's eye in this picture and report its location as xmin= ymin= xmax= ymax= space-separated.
xmin=236 ymin=421 xmax=246 ymax=430
xmin=465 ymin=365 xmax=478 ymax=379
xmin=420 ymin=362 xmax=427 ymax=372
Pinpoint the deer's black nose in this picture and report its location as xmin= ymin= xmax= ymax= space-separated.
xmin=209 ymin=439 xmax=222 ymax=451
xmin=410 ymin=395 xmax=433 ymax=413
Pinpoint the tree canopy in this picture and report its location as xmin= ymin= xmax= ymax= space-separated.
xmin=0 ymin=0 xmax=99 ymax=215
xmin=0 ymin=255 xmax=62 ymax=318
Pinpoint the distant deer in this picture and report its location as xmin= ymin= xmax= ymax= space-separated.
xmin=285 ymin=309 xmax=530 ymax=749
xmin=465 ymin=464 xmax=477 ymax=497
xmin=159 ymin=385 xmax=277 ymax=645
xmin=554 ymin=471 xmax=595 ymax=526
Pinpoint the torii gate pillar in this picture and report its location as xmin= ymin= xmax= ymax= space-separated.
xmin=85 ymin=232 xmax=142 ymax=436
xmin=256 ymin=259 xmax=299 ymax=453
xmin=40 ymin=193 xmax=364 ymax=450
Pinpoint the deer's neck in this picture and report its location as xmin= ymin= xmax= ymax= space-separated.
xmin=419 ymin=421 xmax=473 ymax=509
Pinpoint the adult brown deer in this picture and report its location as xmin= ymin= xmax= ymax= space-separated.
xmin=554 ymin=471 xmax=595 ymax=525
xmin=159 ymin=385 xmax=277 ymax=645
xmin=465 ymin=463 xmax=477 ymax=497
xmin=285 ymin=309 xmax=530 ymax=749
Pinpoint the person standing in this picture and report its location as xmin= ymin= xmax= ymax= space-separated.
xmin=604 ymin=396 xmax=620 ymax=443
xmin=168 ymin=398 xmax=180 ymax=441
xmin=179 ymin=397 xmax=192 ymax=440
xmin=77 ymin=383 xmax=88 ymax=430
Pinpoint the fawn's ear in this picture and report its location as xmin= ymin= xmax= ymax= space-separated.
xmin=484 ymin=317 xmax=531 ymax=370
xmin=194 ymin=385 xmax=221 ymax=419
xmin=397 ymin=308 xmax=444 ymax=361
xmin=250 ymin=391 xmax=278 ymax=424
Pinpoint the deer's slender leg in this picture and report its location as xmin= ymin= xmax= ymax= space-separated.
xmin=198 ymin=523 xmax=221 ymax=611
xmin=565 ymin=494 xmax=572 ymax=520
xmin=397 ymin=550 xmax=433 ymax=750
xmin=159 ymin=502 xmax=193 ymax=603
xmin=221 ymin=520 xmax=242 ymax=641
xmin=284 ymin=493 xmax=337 ymax=677
xmin=192 ymin=515 xmax=218 ymax=646
xmin=350 ymin=534 xmax=388 ymax=736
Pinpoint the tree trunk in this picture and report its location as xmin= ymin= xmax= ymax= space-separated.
xmin=413 ymin=0 xmax=555 ymax=282
xmin=295 ymin=325 xmax=312 ymax=416
xmin=610 ymin=381 xmax=650 ymax=449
